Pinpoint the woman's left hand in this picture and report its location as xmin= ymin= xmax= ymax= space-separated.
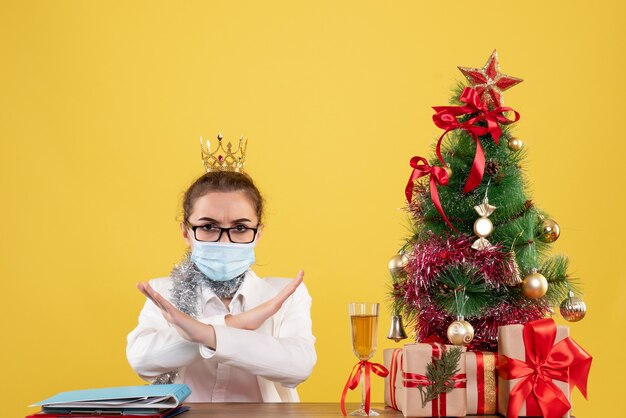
xmin=136 ymin=281 xmax=216 ymax=348
xmin=225 ymin=270 xmax=304 ymax=330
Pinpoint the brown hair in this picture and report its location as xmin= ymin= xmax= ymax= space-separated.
xmin=182 ymin=171 xmax=264 ymax=223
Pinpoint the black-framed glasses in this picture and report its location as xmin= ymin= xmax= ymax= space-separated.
xmin=187 ymin=223 xmax=259 ymax=243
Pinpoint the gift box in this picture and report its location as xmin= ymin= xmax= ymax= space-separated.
xmin=383 ymin=348 xmax=404 ymax=411
xmin=464 ymin=351 xmax=497 ymax=415
xmin=400 ymin=343 xmax=467 ymax=417
xmin=497 ymin=319 xmax=592 ymax=418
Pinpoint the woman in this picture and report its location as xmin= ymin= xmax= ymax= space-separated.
xmin=126 ymin=160 xmax=316 ymax=402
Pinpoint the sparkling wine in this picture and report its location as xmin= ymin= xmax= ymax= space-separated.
xmin=350 ymin=314 xmax=378 ymax=360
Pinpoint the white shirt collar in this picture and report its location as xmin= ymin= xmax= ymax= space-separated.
xmin=199 ymin=269 xmax=267 ymax=309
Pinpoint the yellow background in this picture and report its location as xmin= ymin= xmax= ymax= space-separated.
xmin=1 ymin=1 xmax=624 ymax=417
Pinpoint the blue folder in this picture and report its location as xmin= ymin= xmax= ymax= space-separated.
xmin=30 ymin=384 xmax=191 ymax=414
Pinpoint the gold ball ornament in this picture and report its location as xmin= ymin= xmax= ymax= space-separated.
xmin=522 ymin=272 xmax=548 ymax=299
xmin=538 ymin=218 xmax=560 ymax=243
xmin=388 ymin=253 xmax=409 ymax=275
xmin=444 ymin=165 xmax=453 ymax=179
xmin=447 ymin=320 xmax=475 ymax=345
xmin=473 ymin=217 xmax=493 ymax=238
xmin=508 ymin=137 xmax=524 ymax=151
xmin=560 ymin=291 xmax=587 ymax=322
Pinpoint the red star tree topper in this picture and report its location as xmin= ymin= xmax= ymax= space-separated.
xmin=458 ymin=50 xmax=523 ymax=109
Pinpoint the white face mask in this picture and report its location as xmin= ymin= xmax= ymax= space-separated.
xmin=190 ymin=238 xmax=256 ymax=281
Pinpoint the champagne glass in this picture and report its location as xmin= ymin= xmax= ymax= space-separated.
xmin=349 ymin=302 xmax=379 ymax=416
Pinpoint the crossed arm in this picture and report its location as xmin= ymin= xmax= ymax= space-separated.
xmin=135 ymin=270 xmax=305 ymax=349
xmin=127 ymin=271 xmax=315 ymax=386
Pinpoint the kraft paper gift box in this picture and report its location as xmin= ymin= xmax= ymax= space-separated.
xmin=497 ymin=319 xmax=592 ymax=418
xmin=400 ymin=343 xmax=467 ymax=417
xmin=464 ymin=351 xmax=497 ymax=415
xmin=383 ymin=348 xmax=405 ymax=411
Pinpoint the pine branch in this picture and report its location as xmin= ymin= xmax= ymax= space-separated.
xmin=433 ymin=264 xmax=490 ymax=317
xmin=417 ymin=346 xmax=464 ymax=408
xmin=540 ymin=254 xmax=582 ymax=304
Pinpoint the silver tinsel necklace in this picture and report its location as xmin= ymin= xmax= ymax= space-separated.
xmin=153 ymin=252 xmax=245 ymax=384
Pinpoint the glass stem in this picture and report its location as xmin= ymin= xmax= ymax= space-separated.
xmin=360 ymin=370 xmax=366 ymax=413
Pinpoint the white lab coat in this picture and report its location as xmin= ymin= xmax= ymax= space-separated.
xmin=126 ymin=269 xmax=316 ymax=402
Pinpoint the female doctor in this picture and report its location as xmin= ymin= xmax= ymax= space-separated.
xmin=126 ymin=156 xmax=316 ymax=402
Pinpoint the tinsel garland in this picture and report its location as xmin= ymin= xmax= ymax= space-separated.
xmin=415 ymin=302 xmax=551 ymax=352
xmin=404 ymin=233 xmax=518 ymax=290
xmin=394 ymin=233 xmax=549 ymax=351
xmin=153 ymin=252 xmax=246 ymax=384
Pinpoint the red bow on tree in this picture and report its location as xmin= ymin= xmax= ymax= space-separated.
xmin=498 ymin=318 xmax=592 ymax=418
xmin=432 ymin=87 xmax=520 ymax=193
xmin=405 ymin=156 xmax=455 ymax=230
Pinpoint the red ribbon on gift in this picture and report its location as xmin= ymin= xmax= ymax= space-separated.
xmin=475 ymin=352 xmax=486 ymax=414
xmin=340 ymin=360 xmax=389 ymax=416
xmin=402 ymin=343 xmax=466 ymax=417
xmin=432 ymin=87 xmax=520 ymax=194
xmin=470 ymin=351 xmax=499 ymax=414
xmin=498 ymin=318 xmax=592 ymax=418
xmin=389 ymin=348 xmax=403 ymax=410
xmin=421 ymin=334 xmax=445 ymax=344
xmin=405 ymin=156 xmax=455 ymax=230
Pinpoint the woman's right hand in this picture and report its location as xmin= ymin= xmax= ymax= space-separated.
xmin=226 ymin=270 xmax=304 ymax=330
xmin=136 ymin=281 xmax=217 ymax=348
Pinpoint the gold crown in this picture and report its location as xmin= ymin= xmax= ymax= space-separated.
xmin=200 ymin=133 xmax=248 ymax=172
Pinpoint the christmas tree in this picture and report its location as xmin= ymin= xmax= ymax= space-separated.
xmin=390 ymin=51 xmax=587 ymax=351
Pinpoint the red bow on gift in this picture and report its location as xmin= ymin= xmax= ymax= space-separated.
xmin=432 ymin=87 xmax=520 ymax=194
xmin=340 ymin=360 xmax=389 ymax=416
xmin=405 ymin=156 xmax=455 ymax=230
xmin=499 ymin=318 xmax=593 ymax=418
